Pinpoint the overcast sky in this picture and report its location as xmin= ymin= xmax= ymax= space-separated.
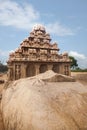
xmin=0 ymin=0 xmax=87 ymax=68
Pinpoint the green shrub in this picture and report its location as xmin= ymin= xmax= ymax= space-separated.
xmin=0 ymin=62 xmax=8 ymax=73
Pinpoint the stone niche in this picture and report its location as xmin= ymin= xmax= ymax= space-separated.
xmin=7 ymin=24 xmax=71 ymax=81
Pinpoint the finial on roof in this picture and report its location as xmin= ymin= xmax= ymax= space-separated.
xmin=33 ymin=24 xmax=46 ymax=32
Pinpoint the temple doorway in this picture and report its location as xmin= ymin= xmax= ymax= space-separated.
xmin=52 ymin=64 xmax=59 ymax=73
xmin=39 ymin=64 xmax=47 ymax=73
xmin=26 ymin=64 xmax=36 ymax=77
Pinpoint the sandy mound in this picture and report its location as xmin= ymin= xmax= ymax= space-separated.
xmin=1 ymin=70 xmax=87 ymax=130
xmin=33 ymin=70 xmax=75 ymax=82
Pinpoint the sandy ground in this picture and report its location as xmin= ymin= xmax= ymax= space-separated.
xmin=0 ymin=72 xmax=87 ymax=130
xmin=71 ymin=72 xmax=87 ymax=86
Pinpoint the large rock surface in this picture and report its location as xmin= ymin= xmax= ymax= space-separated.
xmin=1 ymin=71 xmax=87 ymax=130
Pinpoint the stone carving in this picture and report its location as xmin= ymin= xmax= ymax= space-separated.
xmin=7 ymin=24 xmax=71 ymax=81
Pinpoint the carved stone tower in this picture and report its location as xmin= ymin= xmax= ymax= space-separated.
xmin=7 ymin=25 xmax=71 ymax=81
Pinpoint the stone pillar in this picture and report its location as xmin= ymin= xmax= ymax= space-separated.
xmin=47 ymin=64 xmax=53 ymax=70
xmin=21 ymin=63 xmax=27 ymax=78
xmin=13 ymin=64 xmax=16 ymax=80
xmin=68 ymin=64 xmax=71 ymax=76
xmin=7 ymin=67 xmax=13 ymax=81
xmin=59 ymin=63 xmax=64 ymax=75
xmin=59 ymin=63 xmax=71 ymax=76
xmin=35 ymin=64 xmax=40 ymax=75
xmin=7 ymin=69 xmax=10 ymax=81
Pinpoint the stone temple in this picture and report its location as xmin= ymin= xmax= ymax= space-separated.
xmin=7 ymin=25 xmax=71 ymax=81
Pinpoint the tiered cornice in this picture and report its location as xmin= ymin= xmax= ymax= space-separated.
xmin=8 ymin=25 xmax=70 ymax=63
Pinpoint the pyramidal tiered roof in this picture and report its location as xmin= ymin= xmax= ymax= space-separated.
xmin=8 ymin=25 xmax=70 ymax=62
xmin=20 ymin=24 xmax=58 ymax=50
